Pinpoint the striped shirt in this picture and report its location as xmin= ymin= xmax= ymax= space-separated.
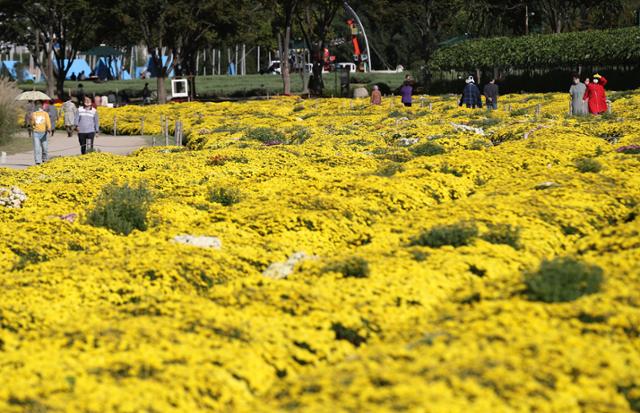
xmin=74 ymin=106 xmax=100 ymax=134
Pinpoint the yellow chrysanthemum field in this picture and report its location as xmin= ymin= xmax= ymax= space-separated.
xmin=1 ymin=91 xmax=640 ymax=412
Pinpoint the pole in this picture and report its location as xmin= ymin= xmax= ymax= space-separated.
xmin=113 ymin=116 xmax=117 ymax=137
xmin=525 ymin=4 xmax=529 ymax=35
xmin=218 ymin=49 xmax=221 ymax=75
xmin=235 ymin=45 xmax=239 ymax=75
xmin=343 ymin=1 xmax=372 ymax=72
xmin=212 ymin=49 xmax=216 ymax=75
xmin=242 ymin=44 xmax=246 ymax=75
xmin=257 ymin=46 xmax=261 ymax=73
xmin=203 ymin=50 xmax=207 ymax=76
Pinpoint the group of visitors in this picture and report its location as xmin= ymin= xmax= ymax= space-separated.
xmin=26 ymin=91 xmax=100 ymax=165
xmin=370 ymin=71 xmax=608 ymax=116
xmin=570 ymin=73 xmax=608 ymax=115
xmin=457 ymin=76 xmax=499 ymax=109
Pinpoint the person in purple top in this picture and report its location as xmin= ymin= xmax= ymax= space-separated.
xmin=400 ymin=75 xmax=414 ymax=107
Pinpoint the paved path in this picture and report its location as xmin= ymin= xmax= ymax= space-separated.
xmin=0 ymin=133 xmax=151 ymax=170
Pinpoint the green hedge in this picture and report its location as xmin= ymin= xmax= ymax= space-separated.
xmin=429 ymin=27 xmax=640 ymax=71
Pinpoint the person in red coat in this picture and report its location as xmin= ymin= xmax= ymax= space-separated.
xmin=583 ymin=73 xmax=608 ymax=115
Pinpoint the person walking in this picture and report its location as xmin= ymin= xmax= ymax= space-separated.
xmin=43 ymin=100 xmax=58 ymax=136
xmin=569 ymin=74 xmax=587 ymax=116
xmin=61 ymin=96 xmax=78 ymax=137
xmin=75 ymin=96 xmax=100 ymax=155
xmin=483 ymin=78 xmax=499 ymax=110
xmin=459 ymin=76 xmax=482 ymax=109
xmin=142 ymin=82 xmax=151 ymax=105
xmin=76 ymin=83 xmax=85 ymax=105
xmin=583 ymin=73 xmax=608 ymax=115
xmin=400 ymin=75 xmax=413 ymax=107
xmin=370 ymin=85 xmax=382 ymax=105
xmin=30 ymin=101 xmax=51 ymax=165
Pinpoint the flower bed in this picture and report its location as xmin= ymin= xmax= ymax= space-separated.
xmin=1 ymin=93 xmax=640 ymax=412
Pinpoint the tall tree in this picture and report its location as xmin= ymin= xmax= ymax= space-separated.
xmin=298 ymin=0 xmax=341 ymax=95
xmin=261 ymin=0 xmax=301 ymax=95
xmin=0 ymin=0 xmax=98 ymax=98
xmin=113 ymin=0 xmax=177 ymax=103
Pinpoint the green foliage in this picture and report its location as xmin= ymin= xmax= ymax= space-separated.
xmin=375 ymin=162 xmax=404 ymax=177
xmin=525 ymin=257 xmax=603 ymax=303
xmin=411 ymin=222 xmax=478 ymax=248
xmin=575 ymin=157 xmax=602 ymax=173
xmin=410 ymin=142 xmax=446 ymax=157
xmin=288 ymin=127 xmax=312 ymax=144
xmin=482 ymin=224 xmax=521 ymax=249
xmin=0 ymin=78 xmax=20 ymax=145
xmin=439 ymin=163 xmax=464 ymax=177
xmin=244 ymin=127 xmax=285 ymax=144
xmin=429 ymin=27 xmax=640 ymax=71
xmin=87 ymin=182 xmax=153 ymax=235
xmin=209 ymin=186 xmax=242 ymax=206
xmin=323 ymin=257 xmax=370 ymax=278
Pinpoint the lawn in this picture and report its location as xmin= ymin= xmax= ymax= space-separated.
xmin=17 ymin=72 xmax=408 ymax=99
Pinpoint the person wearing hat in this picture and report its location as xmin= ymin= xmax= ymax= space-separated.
xmin=583 ymin=73 xmax=608 ymax=115
xmin=459 ymin=76 xmax=482 ymax=109
xmin=30 ymin=100 xmax=51 ymax=165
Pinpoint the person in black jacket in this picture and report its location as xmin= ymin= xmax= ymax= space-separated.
xmin=483 ymin=78 xmax=499 ymax=110
xmin=459 ymin=76 xmax=482 ymax=109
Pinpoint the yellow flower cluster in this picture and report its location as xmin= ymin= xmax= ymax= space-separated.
xmin=1 ymin=91 xmax=640 ymax=412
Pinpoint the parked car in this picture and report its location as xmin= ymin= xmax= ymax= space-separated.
xmin=260 ymin=60 xmax=281 ymax=75
xmin=336 ymin=62 xmax=357 ymax=73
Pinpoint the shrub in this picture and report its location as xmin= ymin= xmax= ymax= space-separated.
xmin=375 ymin=162 xmax=404 ymax=177
xmin=0 ymin=78 xmax=21 ymax=145
xmin=575 ymin=157 xmax=602 ymax=173
xmin=323 ymin=257 xmax=370 ymax=278
xmin=244 ymin=127 xmax=285 ymax=144
xmin=206 ymin=154 xmax=230 ymax=166
xmin=439 ymin=163 xmax=464 ymax=177
xmin=288 ymin=127 xmax=312 ymax=144
xmin=209 ymin=186 xmax=242 ymax=206
xmin=87 ymin=182 xmax=153 ymax=235
xmin=525 ymin=257 xmax=603 ymax=302
xmin=411 ymin=222 xmax=478 ymax=248
xmin=410 ymin=142 xmax=446 ymax=157
xmin=482 ymin=224 xmax=521 ymax=249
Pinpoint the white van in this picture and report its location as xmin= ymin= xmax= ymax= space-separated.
xmin=336 ymin=62 xmax=357 ymax=73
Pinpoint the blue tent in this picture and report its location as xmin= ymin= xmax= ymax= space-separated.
xmin=1 ymin=61 xmax=34 ymax=81
xmin=56 ymin=59 xmax=92 ymax=80
xmin=94 ymin=57 xmax=132 ymax=80
xmin=146 ymin=56 xmax=174 ymax=78
xmin=135 ymin=66 xmax=147 ymax=79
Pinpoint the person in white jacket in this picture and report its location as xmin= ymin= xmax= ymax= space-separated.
xmin=61 ymin=97 xmax=78 ymax=137
xmin=74 ymin=96 xmax=99 ymax=154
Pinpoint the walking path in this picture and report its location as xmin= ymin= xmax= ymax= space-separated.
xmin=0 ymin=132 xmax=152 ymax=170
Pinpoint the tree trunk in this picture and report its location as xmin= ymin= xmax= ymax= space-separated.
xmin=157 ymin=75 xmax=166 ymax=103
xmin=279 ymin=28 xmax=292 ymax=95
xmin=46 ymin=49 xmax=55 ymax=98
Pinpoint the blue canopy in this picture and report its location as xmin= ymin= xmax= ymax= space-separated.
xmin=56 ymin=59 xmax=92 ymax=80
xmin=146 ymin=56 xmax=174 ymax=78
xmin=1 ymin=61 xmax=34 ymax=81
xmin=94 ymin=57 xmax=132 ymax=80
